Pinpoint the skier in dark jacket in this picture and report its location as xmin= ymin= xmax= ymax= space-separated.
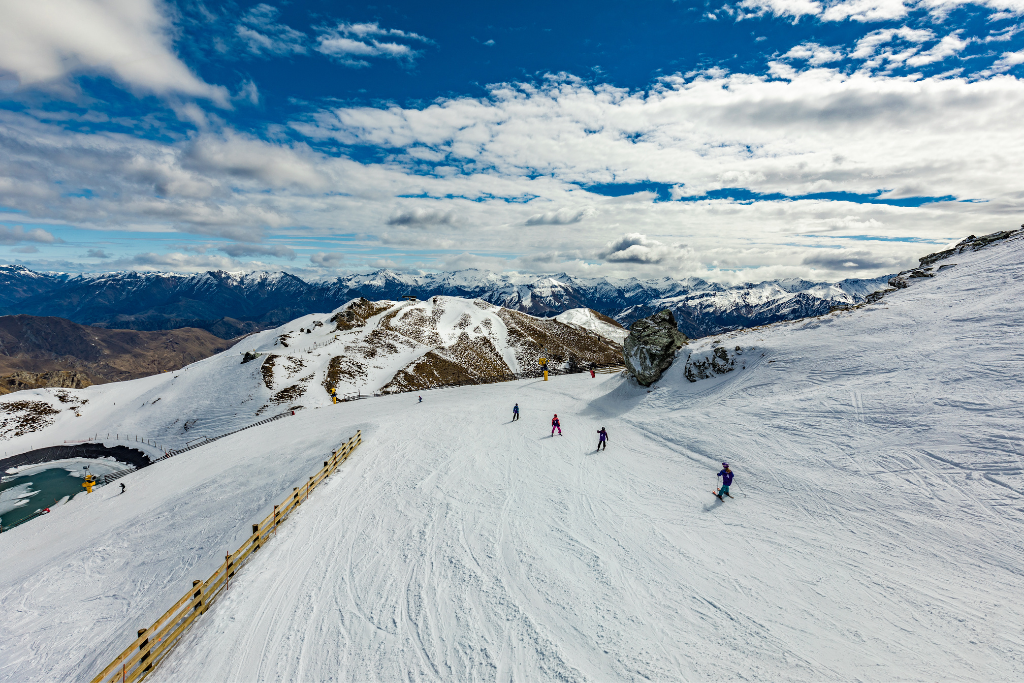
xmin=512 ymin=403 xmax=520 ymax=421
xmin=716 ymin=463 xmax=734 ymax=500
xmin=551 ymin=414 xmax=561 ymax=436
xmin=596 ymin=427 xmax=608 ymax=451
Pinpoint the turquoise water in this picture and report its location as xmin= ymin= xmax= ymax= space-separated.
xmin=0 ymin=467 xmax=92 ymax=531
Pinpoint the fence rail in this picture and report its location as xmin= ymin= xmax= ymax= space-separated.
xmin=155 ymin=411 xmax=291 ymax=461
xmin=89 ymin=430 xmax=362 ymax=683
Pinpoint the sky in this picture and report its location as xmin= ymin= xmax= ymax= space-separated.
xmin=0 ymin=0 xmax=1022 ymax=284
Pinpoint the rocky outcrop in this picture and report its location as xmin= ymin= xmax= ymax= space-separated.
xmin=623 ymin=309 xmax=688 ymax=386
xmin=919 ymin=228 xmax=1023 ymax=267
xmin=0 ymin=370 xmax=92 ymax=396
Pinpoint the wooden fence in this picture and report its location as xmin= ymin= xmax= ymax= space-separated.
xmin=89 ymin=430 xmax=362 ymax=683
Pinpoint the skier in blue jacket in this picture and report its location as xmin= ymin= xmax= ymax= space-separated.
xmin=716 ymin=463 xmax=734 ymax=500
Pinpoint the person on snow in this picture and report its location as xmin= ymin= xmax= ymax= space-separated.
xmin=418 ymin=396 xmax=422 ymax=403
xmin=551 ymin=414 xmax=562 ymax=436
xmin=512 ymin=403 xmax=520 ymax=421
xmin=716 ymin=463 xmax=734 ymax=500
xmin=120 ymin=482 xmax=126 ymax=494
xmin=596 ymin=427 xmax=608 ymax=451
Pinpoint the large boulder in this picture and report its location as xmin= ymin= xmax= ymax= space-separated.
xmin=623 ymin=309 xmax=688 ymax=386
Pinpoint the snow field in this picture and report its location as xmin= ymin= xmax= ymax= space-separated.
xmin=1 ymin=235 xmax=1023 ymax=681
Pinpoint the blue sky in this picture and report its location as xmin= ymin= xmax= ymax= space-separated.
xmin=0 ymin=0 xmax=1022 ymax=283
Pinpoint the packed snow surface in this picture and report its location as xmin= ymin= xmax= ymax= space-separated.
xmin=2 ymin=237 xmax=1024 ymax=681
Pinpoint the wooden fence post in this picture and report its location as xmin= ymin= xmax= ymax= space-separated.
xmin=137 ymin=628 xmax=152 ymax=673
xmin=192 ymin=579 xmax=204 ymax=613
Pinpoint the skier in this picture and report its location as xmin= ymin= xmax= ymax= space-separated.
xmin=512 ymin=403 xmax=520 ymax=421
xmin=716 ymin=462 xmax=734 ymax=500
xmin=596 ymin=427 xmax=608 ymax=451
xmin=590 ymin=369 xmax=596 ymax=378
xmin=418 ymin=396 xmax=422 ymax=403
xmin=119 ymin=482 xmax=126 ymax=494
xmin=551 ymin=414 xmax=562 ymax=436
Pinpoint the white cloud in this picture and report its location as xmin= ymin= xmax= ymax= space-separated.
xmin=219 ymin=243 xmax=296 ymax=259
xmin=315 ymin=22 xmax=430 ymax=67
xmin=905 ymin=31 xmax=971 ymax=66
xmin=740 ymin=0 xmax=1024 ymax=22
xmin=386 ymin=207 xmax=460 ymax=226
xmin=525 ymin=207 xmax=594 ymax=225
xmin=0 ymin=225 xmax=60 ymax=245
xmin=310 ymin=252 xmax=345 ymax=267
xmin=978 ymin=48 xmax=1024 ymax=75
xmin=821 ymin=0 xmax=914 ymax=21
xmin=0 ymin=0 xmax=228 ymax=104
xmin=598 ymin=233 xmax=696 ymax=266
xmin=236 ymin=4 xmax=307 ymax=57
xmin=739 ymin=0 xmax=823 ymax=19
xmin=851 ymin=27 xmax=934 ymax=59
xmin=784 ymin=42 xmax=845 ymax=64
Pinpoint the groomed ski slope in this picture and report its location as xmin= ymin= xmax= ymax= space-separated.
xmin=1 ymin=234 xmax=1022 ymax=682
xmin=142 ymin=237 xmax=1024 ymax=682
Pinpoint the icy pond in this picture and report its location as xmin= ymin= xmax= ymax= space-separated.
xmin=0 ymin=444 xmax=149 ymax=532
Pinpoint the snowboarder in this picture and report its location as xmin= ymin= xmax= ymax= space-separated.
xmin=716 ymin=463 xmax=734 ymax=500
xmin=512 ymin=403 xmax=520 ymax=421
xmin=596 ymin=427 xmax=608 ymax=451
xmin=551 ymin=414 xmax=562 ymax=436
xmin=119 ymin=483 xmax=126 ymax=494
xmin=418 ymin=396 xmax=422 ymax=403
xmin=590 ymin=369 xmax=596 ymax=378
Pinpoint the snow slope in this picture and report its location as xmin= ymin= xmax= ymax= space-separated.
xmin=555 ymin=307 xmax=630 ymax=343
xmin=0 ymin=296 xmax=619 ymax=459
xmin=3 ymin=235 xmax=1024 ymax=681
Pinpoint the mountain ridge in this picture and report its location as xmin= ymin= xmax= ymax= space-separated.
xmin=0 ymin=265 xmax=891 ymax=340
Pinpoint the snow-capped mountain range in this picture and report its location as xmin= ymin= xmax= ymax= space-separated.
xmin=0 ymin=264 xmax=892 ymax=339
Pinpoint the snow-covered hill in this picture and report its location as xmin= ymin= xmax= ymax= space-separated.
xmin=0 ymin=263 xmax=891 ymax=339
xmin=2 ymin=232 xmax=1023 ymax=681
xmin=0 ymin=296 xmax=620 ymax=454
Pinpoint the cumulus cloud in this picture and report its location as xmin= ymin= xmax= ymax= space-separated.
xmin=236 ymin=4 xmax=307 ymax=57
xmin=12 ymin=245 xmax=39 ymax=253
xmin=525 ymin=207 xmax=594 ymax=225
xmin=598 ymin=233 xmax=693 ymax=265
xmin=86 ymin=248 xmax=110 ymax=258
xmin=821 ymin=0 xmax=914 ymax=22
xmin=386 ymin=208 xmax=460 ymax=226
xmin=801 ymin=248 xmax=903 ymax=270
xmin=0 ymin=0 xmax=228 ymax=104
xmin=850 ymin=27 xmax=934 ymax=60
xmin=310 ymin=252 xmax=345 ymax=266
xmin=0 ymin=225 xmax=60 ymax=245
xmin=219 ymin=243 xmax=296 ymax=259
xmin=738 ymin=0 xmax=1024 ymax=22
xmin=315 ymin=22 xmax=430 ymax=67
xmin=738 ymin=0 xmax=823 ymax=19
xmin=784 ymin=42 xmax=845 ymax=64
xmin=906 ymin=32 xmax=971 ymax=66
